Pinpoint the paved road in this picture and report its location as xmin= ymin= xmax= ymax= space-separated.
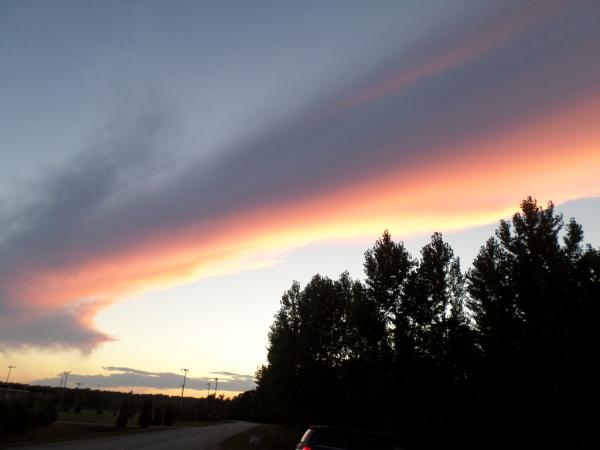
xmin=17 ymin=421 xmax=256 ymax=450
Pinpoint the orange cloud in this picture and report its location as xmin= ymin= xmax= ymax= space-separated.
xmin=7 ymin=90 xmax=599 ymax=322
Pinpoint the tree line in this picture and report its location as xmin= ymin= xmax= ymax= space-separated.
xmin=252 ymin=197 xmax=600 ymax=449
xmin=0 ymin=381 xmax=234 ymax=436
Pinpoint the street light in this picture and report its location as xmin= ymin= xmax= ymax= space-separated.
xmin=212 ymin=377 xmax=219 ymax=417
xmin=61 ymin=371 xmax=71 ymax=388
xmin=59 ymin=371 xmax=71 ymax=410
xmin=6 ymin=365 xmax=15 ymax=383
xmin=180 ymin=368 xmax=189 ymax=398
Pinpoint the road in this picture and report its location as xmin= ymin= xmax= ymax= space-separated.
xmin=17 ymin=421 xmax=257 ymax=450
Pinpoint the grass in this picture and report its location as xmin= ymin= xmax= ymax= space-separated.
xmin=57 ymin=410 xmax=229 ymax=427
xmin=0 ymin=422 xmax=163 ymax=448
xmin=0 ymin=410 xmax=235 ymax=448
xmin=218 ymin=424 xmax=300 ymax=450
xmin=58 ymin=409 xmax=121 ymax=424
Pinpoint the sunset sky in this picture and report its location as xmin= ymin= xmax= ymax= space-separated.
xmin=1 ymin=0 xmax=599 ymax=396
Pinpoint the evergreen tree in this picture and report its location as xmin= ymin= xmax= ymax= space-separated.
xmin=138 ymin=398 xmax=153 ymax=428
xmin=152 ymin=405 xmax=163 ymax=426
xmin=163 ymin=402 xmax=175 ymax=426
xmin=115 ymin=400 xmax=129 ymax=428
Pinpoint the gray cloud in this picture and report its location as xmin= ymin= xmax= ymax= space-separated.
xmin=0 ymin=299 xmax=112 ymax=352
xmin=2 ymin=1 xmax=600 ymax=349
xmin=32 ymin=366 xmax=255 ymax=393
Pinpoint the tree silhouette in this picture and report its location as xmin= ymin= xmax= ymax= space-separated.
xmin=163 ymin=402 xmax=175 ymax=426
xmin=256 ymin=197 xmax=600 ymax=449
xmin=138 ymin=398 xmax=153 ymax=428
xmin=115 ymin=400 xmax=129 ymax=428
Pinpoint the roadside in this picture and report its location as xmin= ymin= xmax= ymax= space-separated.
xmin=217 ymin=424 xmax=300 ymax=450
xmin=0 ymin=421 xmax=163 ymax=448
xmin=8 ymin=421 xmax=255 ymax=450
xmin=0 ymin=409 xmax=231 ymax=448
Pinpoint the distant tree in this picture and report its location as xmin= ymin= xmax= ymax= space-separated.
xmin=115 ymin=400 xmax=129 ymax=428
xmin=152 ymin=405 xmax=163 ymax=426
xmin=138 ymin=398 xmax=153 ymax=428
xmin=163 ymin=402 xmax=175 ymax=426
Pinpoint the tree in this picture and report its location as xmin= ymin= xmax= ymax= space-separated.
xmin=163 ymin=402 xmax=175 ymax=426
xmin=138 ymin=398 xmax=153 ymax=428
xmin=152 ymin=405 xmax=163 ymax=426
xmin=467 ymin=197 xmax=600 ymax=447
xmin=115 ymin=400 xmax=129 ymax=428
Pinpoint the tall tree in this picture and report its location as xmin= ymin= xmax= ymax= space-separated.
xmin=467 ymin=197 xmax=599 ymax=446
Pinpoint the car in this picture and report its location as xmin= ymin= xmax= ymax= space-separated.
xmin=295 ymin=425 xmax=419 ymax=450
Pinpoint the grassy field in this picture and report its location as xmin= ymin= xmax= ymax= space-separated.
xmin=58 ymin=409 xmax=121 ymax=424
xmin=218 ymin=424 xmax=300 ymax=450
xmin=0 ymin=422 xmax=163 ymax=448
xmin=0 ymin=410 xmax=227 ymax=448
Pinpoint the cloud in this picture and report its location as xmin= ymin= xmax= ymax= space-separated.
xmin=0 ymin=299 xmax=113 ymax=352
xmin=335 ymin=0 xmax=567 ymax=111
xmin=31 ymin=366 xmax=255 ymax=393
xmin=1 ymin=0 xmax=600 ymax=349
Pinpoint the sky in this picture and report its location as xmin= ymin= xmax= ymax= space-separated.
xmin=1 ymin=0 xmax=599 ymax=397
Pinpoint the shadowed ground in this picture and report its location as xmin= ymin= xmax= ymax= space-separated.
xmin=14 ymin=421 xmax=256 ymax=450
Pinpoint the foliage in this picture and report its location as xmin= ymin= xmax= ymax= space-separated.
xmin=255 ymin=197 xmax=600 ymax=449
xmin=152 ymin=405 xmax=163 ymax=426
xmin=163 ymin=402 xmax=175 ymax=426
xmin=0 ymin=393 xmax=57 ymax=435
xmin=114 ymin=400 xmax=129 ymax=428
xmin=137 ymin=398 xmax=153 ymax=428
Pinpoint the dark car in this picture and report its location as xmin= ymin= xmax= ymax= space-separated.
xmin=295 ymin=425 xmax=418 ymax=450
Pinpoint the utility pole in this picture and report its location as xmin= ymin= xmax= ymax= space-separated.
xmin=180 ymin=368 xmax=189 ymax=399
xmin=6 ymin=365 xmax=15 ymax=383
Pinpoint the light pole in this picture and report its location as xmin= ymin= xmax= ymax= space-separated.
xmin=61 ymin=371 xmax=71 ymax=388
xmin=180 ymin=368 xmax=189 ymax=398
xmin=6 ymin=365 xmax=15 ymax=383
xmin=212 ymin=377 xmax=219 ymax=418
xmin=59 ymin=371 xmax=71 ymax=410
